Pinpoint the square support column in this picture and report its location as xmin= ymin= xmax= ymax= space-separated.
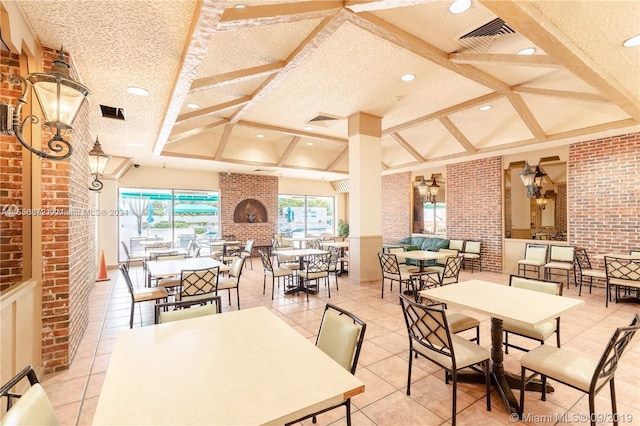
xmin=348 ymin=112 xmax=382 ymax=282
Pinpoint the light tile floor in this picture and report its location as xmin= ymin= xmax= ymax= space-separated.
xmin=41 ymin=261 xmax=640 ymax=426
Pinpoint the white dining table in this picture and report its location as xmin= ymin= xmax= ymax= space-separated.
xmin=93 ymin=307 xmax=364 ymax=425
xmin=419 ymin=279 xmax=584 ymax=414
xmin=272 ymin=248 xmax=330 ymax=293
xmin=394 ymin=250 xmax=443 ymax=272
xmin=146 ymin=257 xmax=228 ymax=286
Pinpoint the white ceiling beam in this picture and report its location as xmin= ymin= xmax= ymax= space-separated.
xmin=217 ymin=1 xmax=342 ymax=31
xmin=190 ymin=62 xmax=285 ymax=93
xmin=153 ymin=1 xmax=226 ymax=155
xmin=480 ymin=0 xmax=640 ymax=122
xmin=167 ymin=119 xmax=229 ymax=144
xmin=391 ymin=133 xmax=426 ymax=163
xmin=237 ymin=120 xmax=347 ymax=144
xmin=449 ymin=52 xmax=561 ymax=68
xmin=507 ymin=94 xmax=547 ymax=141
xmin=214 ymin=124 xmax=234 ymax=160
xmin=437 ymin=117 xmax=477 ymax=153
xmin=176 ymin=96 xmax=251 ymax=124
xmin=512 ymin=86 xmax=608 ymax=103
xmin=277 ymin=136 xmax=301 ymax=167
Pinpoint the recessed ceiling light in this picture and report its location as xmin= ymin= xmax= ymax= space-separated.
xmin=401 ymin=74 xmax=415 ymax=82
xmin=517 ymin=47 xmax=536 ymax=55
xmin=304 ymin=126 xmax=313 ymax=131
xmin=256 ymin=134 xmax=265 ymax=138
xmin=234 ymin=4 xmax=246 ymax=8
xmin=623 ymin=34 xmax=640 ymax=47
xmin=307 ymin=142 xmax=314 ymax=146
xmin=186 ymin=103 xmax=200 ymax=109
xmin=479 ymin=105 xmax=492 ymax=111
xmin=449 ymin=0 xmax=471 ymax=14
xmin=126 ymin=86 xmax=149 ymax=96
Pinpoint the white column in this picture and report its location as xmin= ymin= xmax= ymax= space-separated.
xmin=348 ymin=112 xmax=382 ymax=282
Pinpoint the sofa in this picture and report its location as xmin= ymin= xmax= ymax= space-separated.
xmin=397 ymin=236 xmax=450 ymax=267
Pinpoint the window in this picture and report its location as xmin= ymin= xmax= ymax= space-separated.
xmin=277 ymin=195 xmax=335 ymax=238
xmin=118 ymin=188 xmax=218 ymax=259
xmin=424 ymin=202 xmax=446 ymax=234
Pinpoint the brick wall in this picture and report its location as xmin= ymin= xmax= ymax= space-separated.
xmin=0 ymin=47 xmax=95 ymax=372
xmin=381 ymin=172 xmax=412 ymax=241
xmin=556 ymin=182 xmax=567 ymax=234
xmin=569 ymin=132 xmax=640 ymax=267
xmin=219 ymin=173 xmax=278 ymax=247
xmin=0 ymin=50 xmax=24 ymax=290
xmin=446 ymin=157 xmax=503 ymax=272
xmin=40 ymin=47 xmax=96 ymax=373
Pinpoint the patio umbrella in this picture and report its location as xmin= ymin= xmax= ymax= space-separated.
xmin=147 ymin=204 xmax=154 ymax=223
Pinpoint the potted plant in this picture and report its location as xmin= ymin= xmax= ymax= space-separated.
xmin=337 ymin=219 xmax=349 ymax=238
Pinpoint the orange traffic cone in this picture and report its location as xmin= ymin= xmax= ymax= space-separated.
xmin=96 ymin=250 xmax=110 ymax=282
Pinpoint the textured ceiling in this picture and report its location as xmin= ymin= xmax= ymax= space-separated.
xmin=10 ymin=0 xmax=640 ymax=180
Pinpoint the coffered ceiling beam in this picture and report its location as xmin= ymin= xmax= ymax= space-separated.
xmin=344 ymin=0 xmax=436 ymax=13
xmin=327 ymin=147 xmax=348 ymax=172
xmin=391 ymin=133 xmax=426 ymax=163
xmin=237 ymin=120 xmax=347 ymax=144
xmin=512 ymin=86 xmax=608 ymax=103
xmin=277 ymin=136 xmax=300 ymax=166
xmin=507 ymin=94 xmax=547 ymax=141
xmin=167 ymin=118 xmax=229 ymax=144
xmin=214 ymin=124 xmax=234 ymax=160
xmin=480 ymin=0 xmax=640 ymax=122
xmin=449 ymin=52 xmax=561 ymax=68
xmin=350 ymin=12 xmax=513 ymax=95
xmin=190 ymin=62 xmax=285 ymax=93
xmin=217 ymin=1 xmax=342 ymax=31
xmin=228 ymin=12 xmax=347 ymax=124
xmin=438 ymin=117 xmax=477 ymax=153
xmin=153 ymin=1 xmax=226 ymax=155
xmin=384 ymin=92 xmax=502 ymax=134
xmin=176 ymin=96 xmax=251 ymax=124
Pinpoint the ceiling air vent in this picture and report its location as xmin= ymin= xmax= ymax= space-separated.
xmin=100 ymin=104 xmax=125 ymax=120
xmin=307 ymin=112 xmax=343 ymax=128
xmin=456 ymin=17 xmax=516 ymax=53
xmin=331 ymin=179 xmax=349 ymax=193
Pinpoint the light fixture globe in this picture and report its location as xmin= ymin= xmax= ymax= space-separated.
xmin=88 ymin=137 xmax=110 ymax=192
xmin=1 ymin=47 xmax=90 ymax=160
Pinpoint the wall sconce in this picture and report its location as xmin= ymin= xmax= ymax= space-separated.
xmin=0 ymin=48 xmax=90 ymax=160
xmin=535 ymin=196 xmax=548 ymax=210
xmin=88 ymin=137 xmax=110 ymax=191
xmin=418 ymin=176 xmax=440 ymax=204
xmin=519 ymin=162 xmax=546 ymax=199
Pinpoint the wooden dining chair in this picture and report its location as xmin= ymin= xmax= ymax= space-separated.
xmin=400 ymin=295 xmax=490 ymax=426
xmin=0 ymin=365 xmax=59 ymax=426
xmin=285 ymin=303 xmax=366 ymax=426
xmin=519 ymin=313 xmax=640 ymax=426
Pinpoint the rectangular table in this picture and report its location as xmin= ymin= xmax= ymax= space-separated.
xmin=394 ymin=250 xmax=443 ymax=272
xmin=321 ymin=241 xmax=349 ymax=274
xmin=273 ymin=249 xmax=329 ymax=294
xmin=419 ymin=279 xmax=584 ymax=414
xmin=146 ymin=257 xmax=227 ymax=286
xmin=93 ymin=307 xmax=364 ymax=425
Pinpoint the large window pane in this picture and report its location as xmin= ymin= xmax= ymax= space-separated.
xmin=118 ymin=188 xmax=219 ymax=261
xmin=278 ymin=195 xmax=335 ymax=238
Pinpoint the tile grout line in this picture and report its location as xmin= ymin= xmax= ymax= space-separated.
xmin=73 ymin=270 xmax=118 ymax=426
